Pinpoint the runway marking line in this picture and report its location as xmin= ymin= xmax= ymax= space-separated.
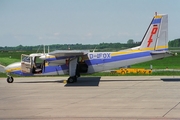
xmin=162 ymin=102 xmax=180 ymax=117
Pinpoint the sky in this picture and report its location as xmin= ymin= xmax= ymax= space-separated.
xmin=0 ymin=0 xmax=180 ymax=47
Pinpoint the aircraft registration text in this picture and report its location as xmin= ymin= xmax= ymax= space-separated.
xmin=89 ymin=53 xmax=111 ymax=59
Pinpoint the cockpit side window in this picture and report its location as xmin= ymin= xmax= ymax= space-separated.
xmin=34 ymin=56 xmax=43 ymax=64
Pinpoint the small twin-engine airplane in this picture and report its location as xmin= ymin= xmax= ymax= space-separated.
xmin=5 ymin=13 xmax=173 ymax=83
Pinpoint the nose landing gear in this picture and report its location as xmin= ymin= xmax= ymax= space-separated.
xmin=7 ymin=76 xmax=14 ymax=83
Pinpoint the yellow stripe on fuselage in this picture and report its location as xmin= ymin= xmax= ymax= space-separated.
xmin=45 ymin=55 xmax=55 ymax=59
xmin=111 ymin=50 xmax=142 ymax=56
xmin=111 ymin=45 xmax=168 ymax=56
xmin=6 ymin=67 xmax=21 ymax=73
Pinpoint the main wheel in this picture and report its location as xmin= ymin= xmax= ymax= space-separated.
xmin=76 ymin=73 xmax=80 ymax=78
xmin=7 ymin=76 xmax=14 ymax=83
xmin=67 ymin=76 xmax=77 ymax=83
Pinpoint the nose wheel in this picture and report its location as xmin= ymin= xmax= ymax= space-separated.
xmin=7 ymin=76 xmax=14 ymax=83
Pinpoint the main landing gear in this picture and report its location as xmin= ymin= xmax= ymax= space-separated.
xmin=7 ymin=76 xmax=14 ymax=83
xmin=67 ymin=72 xmax=80 ymax=83
xmin=67 ymin=76 xmax=77 ymax=83
xmin=67 ymin=57 xmax=81 ymax=83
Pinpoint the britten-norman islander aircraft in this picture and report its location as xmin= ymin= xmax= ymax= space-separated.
xmin=4 ymin=13 xmax=173 ymax=83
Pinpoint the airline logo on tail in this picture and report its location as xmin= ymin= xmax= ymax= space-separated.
xmin=147 ymin=25 xmax=158 ymax=47
xmin=147 ymin=15 xmax=162 ymax=47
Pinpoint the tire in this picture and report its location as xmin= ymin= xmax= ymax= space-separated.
xmin=67 ymin=77 xmax=75 ymax=83
xmin=76 ymin=73 xmax=80 ymax=78
xmin=7 ymin=76 xmax=14 ymax=83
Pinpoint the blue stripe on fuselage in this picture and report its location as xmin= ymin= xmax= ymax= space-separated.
xmin=86 ymin=51 xmax=151 ymax=65
xmin=43 ymin=64 xmax=68 ymax=73
xmin=11 ymin=71 xmax=33 ymax=76
xmin=10 ymin=65 xmax=68 ymax=76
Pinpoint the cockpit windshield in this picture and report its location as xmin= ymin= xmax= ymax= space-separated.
xmin=21 ymin=55 xmax=31 ymax=63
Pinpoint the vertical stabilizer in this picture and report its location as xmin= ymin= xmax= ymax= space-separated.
xmin=140 ymin=14 xmax=168 ymax=51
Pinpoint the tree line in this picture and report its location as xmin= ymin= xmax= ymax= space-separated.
xmin=168 ymin=38 xmax=180 ymax=47
xmin=0 ymin=42 xmax=140 ymax=52
xmin=0 ymin=38 xmax=180 ymax=52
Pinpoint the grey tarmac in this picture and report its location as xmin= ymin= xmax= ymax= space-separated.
xmin=0 ymin=76 xmax=180 ymax=120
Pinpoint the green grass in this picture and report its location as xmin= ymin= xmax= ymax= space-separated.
xmin=0 ymin=51 xmax=35 ymax=66
xmin=131 ymin=55 xmax=180 ymax=69
xmin=0 ymin=58 xmax=20 ymax=66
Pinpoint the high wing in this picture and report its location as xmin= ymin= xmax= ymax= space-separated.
xmin=48 ymin=50 xmax=90 ymax=57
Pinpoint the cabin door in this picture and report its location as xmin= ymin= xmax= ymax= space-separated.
xmin=21 ymin=54 xmax=33 ymax=73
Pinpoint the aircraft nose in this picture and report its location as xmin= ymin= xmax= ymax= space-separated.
xmin=4 ymin=62 xmax=21 ymax=73
xmin=4 ymin=65 xmax=11 ymax=73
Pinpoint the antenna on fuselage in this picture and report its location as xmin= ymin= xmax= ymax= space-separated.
xmin=36 ymin=45 xmax=41 ymax=53
xmin=43 ymin=45 xmax=45 ymax=54
xmin=48 ymin=46 xmax=50 ymax=53
xmin=93 ymin=46 xmax=97 ymax=52
xmin=68 ymin=45 xmax=70 ymax=50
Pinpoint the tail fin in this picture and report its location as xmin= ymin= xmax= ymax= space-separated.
xmin=140 ymin=13 xmax=168 ymax=51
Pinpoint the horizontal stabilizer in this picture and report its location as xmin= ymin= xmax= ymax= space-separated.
xmin=150 ymin=50 xmax=168 ymax=55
